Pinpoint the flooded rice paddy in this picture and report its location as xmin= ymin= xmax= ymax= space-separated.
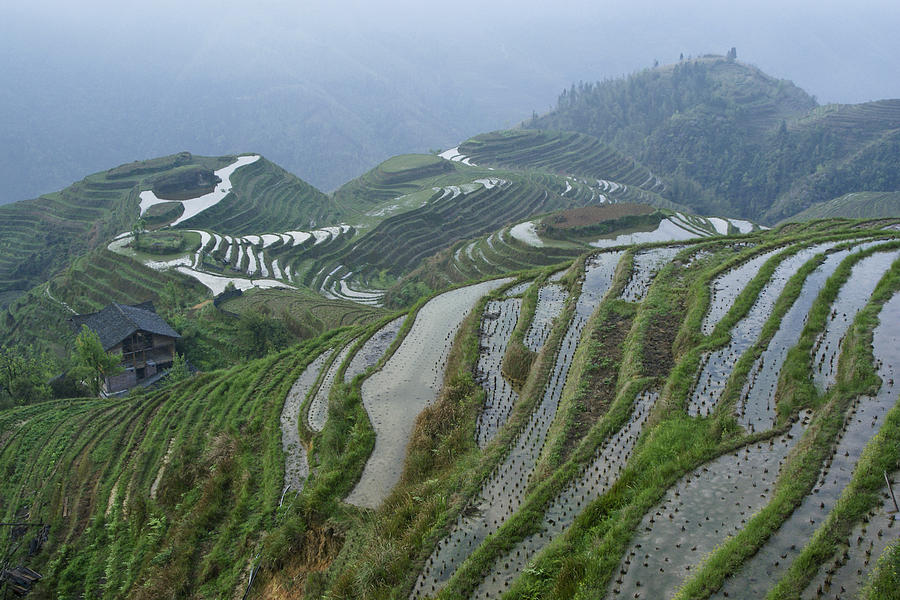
xmin=524 ymin=284 xmax=568 ymax=351
xmin=281 ymin=352 xmax=330 ymax=494
xmin=345 ymin=278 xmax=511 ymax=509
xmin=410 ymin=252 xmax=621 ymax=598
xmin=307 ymin=344 xmax=354 ymax=432
xmin=620 ymin=246 xmax=681 ymax=302
xmin=702 ymin=247 xmax=783 ymax=336
xmin=344 ymin=317 xmax=405 ymax=382
xmin=475 ymin=299 xmax=522 ymax=448
xmin=473 ymin=389 xmax=658 ymax=598
xmin=690 ymin=243 xmax=839 ymax=417
xmin=611 ymin=413 xmax=811 ymax=599
xmin=799 ymin=291 xmax=900 ymax=599
xmin=737 ymin=241 xmax=887 ymax=431
xmin=812 ymin=248 xmax=900 ymax=392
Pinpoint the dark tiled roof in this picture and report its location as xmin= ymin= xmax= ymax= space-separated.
xmin=70 ymin=302 xmax=180 ymax=350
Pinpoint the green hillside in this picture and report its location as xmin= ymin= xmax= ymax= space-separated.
xmin=459 ymin=130 xmax=666 ymax=192
xmin=2 ymin=54 xmax=900 ymax=600
xmin=175 ymin=156 xmax=340 ymax=234
xmin=0 ymin=152 xmax=338 ymax=309
xmin=3 ymin=219 xmax=900 ymax=600
xmin=332 ymin=154 xmax=456 ymax=215
xmin=788 ymin=191 xmax=900 ymax=222
xmin=529 ymin=56 xmax=900 ymax=222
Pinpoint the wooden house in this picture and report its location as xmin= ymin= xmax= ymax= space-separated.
xmin=70 ymin=302 xmax=180 ymax=395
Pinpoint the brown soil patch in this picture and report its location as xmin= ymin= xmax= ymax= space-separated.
xmin=254 ymin=525 xmax=343 ymax=600
xmin=544 ymin=203 xmax=654 ymax=230
xmin=562 ymin=310 xmax=633 ymax=456
xmin=643 ymin=307 xmax=682 ymax=378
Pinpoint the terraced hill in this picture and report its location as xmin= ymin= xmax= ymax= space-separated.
xmin=332 ymin=154 xmax=456 ymax=215
xmin=171 ymin=155 xmax=339 ymax=234
xmin=4 ymin=218 xmax=900 ymax=600
xmin=529 ymin=56 xmax=900 ymax=222
xmin=458 ymin=130 xmax=667 ymax=193
xmin=788 ymin=191 xmax=900 ymax=222
xmin=0 ymin=152 xmax=338 ymax=309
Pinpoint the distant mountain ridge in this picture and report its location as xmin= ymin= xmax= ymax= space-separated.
xmin=529 ymin=55 xmax=900 ymax=223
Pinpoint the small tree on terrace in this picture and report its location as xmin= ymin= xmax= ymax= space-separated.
xmin=71 ymin=324 xmax=123 ymax=396
xmin=132 ymin=217 xmax=147 ymax=245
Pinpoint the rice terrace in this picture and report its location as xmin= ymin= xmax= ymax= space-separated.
xmin=1 ymin=53 xmax=900 ymax=600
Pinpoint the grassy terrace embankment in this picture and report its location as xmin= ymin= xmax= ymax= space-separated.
xmin=175 ymin=157 xmax=340 ymax=234
xmin=459 ymin=130 xmax=666 ymax=193
xmin=3 ymin=219 xmax=899 ymax=600
xmin=0 ymin=336 xmax=338 ymax=599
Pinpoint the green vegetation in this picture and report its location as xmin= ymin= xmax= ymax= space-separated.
xmin=177 ymin=156 xmax=341 ymax=234
xmin=0 ymin=344 xmax=55 ymax=409
xmin=132 ymin=231 xmax=193 ymax=255
xmin=530 ymin=57 xmax=900 ymax=223
xmin=1 ymin=54 xmax=900 ymax=599
xmin=788 ymin=191 xmax=900 ymax=222
xmin=863 ymin=542 xmax=900 ymax=599
xmin=460 ymin=130 xmax=666 ymax=193
xmin=70 ymin=324 xmax=124 ymax=396
xmin=332 ymin=153 xmax=455 ymax=215
xmin=1 ymin=216 xmax=899 ymax=600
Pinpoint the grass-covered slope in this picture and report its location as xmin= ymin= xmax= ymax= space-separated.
xmin=332 ymin=153 xmax=455 ymax=215
xmin=0 ymin=152 xmax=336 ymax=308
xmin=0 ymin=339 xmax=336 ymax=599
xmin=3 ymin=219 xmax=900 ymax=600
xmin=459 ymin=129 xmax=666 ymax=193
xmin=175 ymin=156 xmax=341 ymax=234
xmin=787 ymin=191 xmax=900 ymax=222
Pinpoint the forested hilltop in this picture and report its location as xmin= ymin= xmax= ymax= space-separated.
xmin=529 ymin=55 xmax=900 ymax=223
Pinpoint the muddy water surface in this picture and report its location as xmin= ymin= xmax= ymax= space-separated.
xmin=620 ymin=247 xmax=680 ymax=302
xmin=281 ymin=352 xmax=330 ymax=494
xmin=690 ymin=243 xmax=838 ymax=417
xmin=812 ymin=249 xmax=900 ymax=392
xmin=702 ymin=247 xmax=783 ymax=336
xmin=611 ymin=414 xmax=811 ymax=600
xmin=475 ymin=299 xmax=521 ymax=447
xmin=474 ymin=390 xmax=658 ymax=598
xmin=345 ymin=278 xmax=512 ymax=509
xmin=524 ymin=284 xmax=568 ymax=351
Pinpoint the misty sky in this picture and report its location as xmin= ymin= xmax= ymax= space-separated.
xmin=2 ymin=0 xmax=899 ymax=203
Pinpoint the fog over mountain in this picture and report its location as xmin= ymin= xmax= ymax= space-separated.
xmin=2 ymin=0 xmax=898 ymax=204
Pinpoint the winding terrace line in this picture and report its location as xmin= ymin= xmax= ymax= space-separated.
xmin=473 ymin=389 xmax=659 ymax=598
xmin=737 ymin=240 xmax=891 ymax=431
xmin=475 ymin=298 xmax=522 ymax=448
xmin=345 ymin=278 xmax=512 ymax=509
xmin=281 ymin=352 xmax=330 ymax=495
xmin=411 ymin=252 xmax=622 ymax=598
xmin=690 ymin=242 xmax=841 ymax=418
xmin=610 ymin=414 xmax=812 ymax=600
xmin=812 ymin=248 xmax=900 ymax=392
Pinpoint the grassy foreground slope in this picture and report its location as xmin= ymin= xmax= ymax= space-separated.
xmin=0 ymin=337 xmax=336 ymax=599
xmin=4 ymin=219 xmax=898 ymax=600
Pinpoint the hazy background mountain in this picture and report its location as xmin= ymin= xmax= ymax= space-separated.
xmin=2 ymin=0 xmax=899 ymax=204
